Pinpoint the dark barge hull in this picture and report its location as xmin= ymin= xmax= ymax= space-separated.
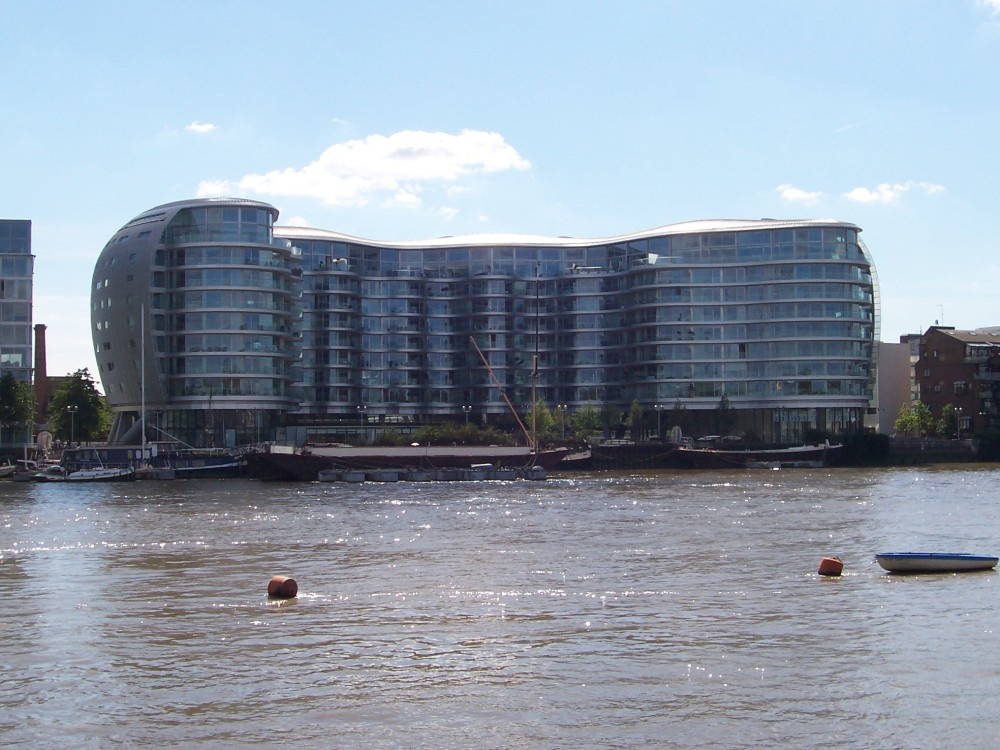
xmin=248 ymin=446 xmax=570 ymax=481
xmin=561 ymin=442 xmax=679 ymax=470
xmin=668 ymin=443 xmax=840 ymax=469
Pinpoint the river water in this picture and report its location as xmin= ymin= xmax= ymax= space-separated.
xmin=2 ymin=467 xmax=999 ymax=749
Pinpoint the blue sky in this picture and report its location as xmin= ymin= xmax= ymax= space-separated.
xmin=4 ymin=0 xmax=1000 ymax=380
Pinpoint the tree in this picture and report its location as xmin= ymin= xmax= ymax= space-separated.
xmin=893 ymin=404 xmax=917 ymax=437
xmin=627 ymin=399 xmax=644 ymax=440
xmin=600 ymin=401 xmax=619 ymax=439
xmin=893 ymin=401 xmax=935 ymax=438
xmin=715 ymin=394 xmax=735 ymax=435
xmin=48 ymin=369 xmax=111 ymax=443
xmin=570 ymin=402 xmax=602 ymax=439
xmin=0 ymin=373 xmax=34 ymax=446
xmin=532 ymin=399 xmax=555 ymax=439
xmin=937 ymin=403 xmax=959 ymax=438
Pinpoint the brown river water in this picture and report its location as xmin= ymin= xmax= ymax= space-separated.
xmin=2 ymin=467 xmax=999 ymax=749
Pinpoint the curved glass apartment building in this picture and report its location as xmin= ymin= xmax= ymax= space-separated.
xmin=93 ymin=199 xmax=878 ymax=447
xmin=92 ymin=199 xmax=299 ymax=446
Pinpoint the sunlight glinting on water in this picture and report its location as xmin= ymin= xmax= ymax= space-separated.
xmin=1 ymin=469 xmax=999 ymax=748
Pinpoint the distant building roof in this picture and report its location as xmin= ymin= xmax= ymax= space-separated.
xmin=274 ymin=217 xmax=859 ymax=250
xmin=929 ymin=327 xmax=1000 ymax=344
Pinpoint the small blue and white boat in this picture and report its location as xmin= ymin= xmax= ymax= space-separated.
xmin=874 ymin=552 xmax=999 ymax=574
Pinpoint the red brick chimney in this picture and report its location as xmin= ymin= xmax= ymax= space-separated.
xmin=34 ymin=323 xmax=49 ymax=424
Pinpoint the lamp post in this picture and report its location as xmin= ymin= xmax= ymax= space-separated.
xmin=356 ymin=404 xmax=367 ymax=441
xmin=462 ymin=405 xmax=472 ymax=425
xmin=956 ymin=407 xmax=963 ymax=440
xmin=556 ymin=403 xmax=568 ymax=440
xmin=66 ymin=405 xmax=78 ymax=447
xmin=654 ymin=403 xmax=664 ymax=440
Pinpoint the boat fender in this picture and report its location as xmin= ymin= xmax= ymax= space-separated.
xmin=817 ymin=556 xmax=844 ymax=577
xmin=267 ymin=575 xmax=298 ymax=599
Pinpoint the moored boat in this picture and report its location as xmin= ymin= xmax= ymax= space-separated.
xmin=63 ymin=466 xmax=137 ymax=482
xmin=248 ymin=443 xmax=567 ymax=481
xmin=29 ymin=463 xmax=70 ymax=482
xmin=60 ymin=442 xmax=249 ymax=479
xmin=874 ymin=552 xmax=999 ymax=573
xmin=12 ymin=458 xmax=61 ymax=482
xmin=579 ymin=441 xmax=677 ymax=470
xmin=31 ymin=464 xmax=137 ymax=482
xmin=316 ymin=463 xmax=541 ymax=483
xmin=670 ymin=440 xmax=841 ymax=469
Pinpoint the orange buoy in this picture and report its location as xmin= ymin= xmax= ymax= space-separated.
xmin=817 ymin=556 xmax=844 ymax=577
xmin=268 ymin=575 xmax=298 ymax=599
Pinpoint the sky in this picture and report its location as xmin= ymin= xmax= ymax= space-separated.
xmin=3 ymin=0 xmax=1000 ymax=383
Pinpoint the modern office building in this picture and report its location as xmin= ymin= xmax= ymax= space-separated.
xmin=0 ymin=219 xmax=34 ymax=384
xmin=93 ymin=198 xmax=879 ymax=447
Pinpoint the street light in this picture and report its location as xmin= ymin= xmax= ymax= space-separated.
xmin=66 ymin=405 xmax=78 ymax=447
xmin=956 ymin=407 xmax=963 ymax=440
xmin=462 ymin=405 xmax=472 ymax=425
xmin=556 ymin=403 xmax=568 ymax=440
xmin=654 ymin=403 xmax=664 ymax=440
xmin=356 ymin=404 xmax=367 ymax=429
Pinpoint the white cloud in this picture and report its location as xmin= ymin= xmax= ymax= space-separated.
xmin=776 ymin=184 xmax=823 ymax=205
xmin=843 ymin=181 xmax=945 ymax=204
xmin=185 ymin=121 xmax=217 ymax=134
xmin=281 ymin=215 xmax=311 ymax=227
xmin=196 ymin=179 xmax=230 ymax=196
xmin=979 ymin=0 xmax=1000 ymax=14
xmin=440 ymin=207 xmax=460 ymax=221
xmin=386 ymin=189 xmax=422 ymax=208
xmin=197 ymin=129 xmax=531 ymax=207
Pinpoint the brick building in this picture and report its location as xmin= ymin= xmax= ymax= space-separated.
xmin=915 ymin=326 xmax=1000 ymax=436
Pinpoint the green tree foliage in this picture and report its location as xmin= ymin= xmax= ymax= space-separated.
xmin=570 ymin=403 xmax=602 ymax=437
xmin=532 ymin=399 xmax=555 ymax=439
xmin=935 ymin=410 xmax=949 ymax=438
xmin=0 ymin=373 xmax=34 ymax=445
xmin=410 ymin=422 xmax=516 ymax=447
xmin=893 ymin=401 xmax=935 ymax=437
xmin=936 ymin=403 xmax=959 ymax=438
xmin=715 ymin=394 xmax=735 ymax=435
xmin=48 ymin=369 xmax=111 ymax=443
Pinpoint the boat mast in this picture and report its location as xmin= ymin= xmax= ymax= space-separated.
xmin=141 ymin=304 xmax=146 ymax=459
xmin=469 ymin=336 xmax=534 ymax=451
xmin=532 ymin=263 xmax=539 ymax=457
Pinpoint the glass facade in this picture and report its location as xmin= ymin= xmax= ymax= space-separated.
xmin=92 ymin=200 xmax=298 ymax=447
xmin=283 ymin=221 xmax=877 ymax=441
xmin=94 ymin=201 xmax=878 ymax=446
xmin=0 ymin=220 xmax=34 ymax=382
